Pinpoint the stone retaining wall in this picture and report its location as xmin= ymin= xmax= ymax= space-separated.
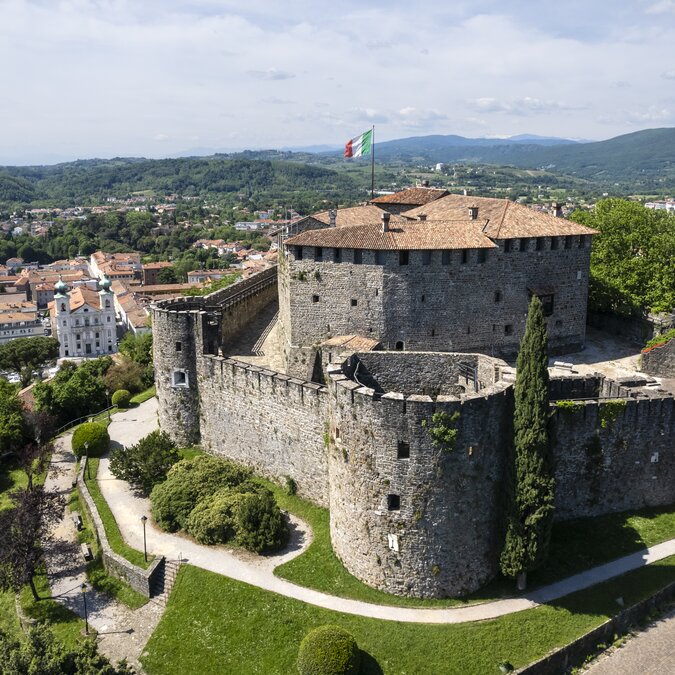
xmin=641 ymin=339 xmax=675 ymax=378
xmin=78 ymin=458 xmax=164 ymax=597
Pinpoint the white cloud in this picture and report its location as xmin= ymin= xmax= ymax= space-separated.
xmin=247 ymin=68 xmax=296 ymax=81
xmin=645 ymin=0 xmax=675 ymax=14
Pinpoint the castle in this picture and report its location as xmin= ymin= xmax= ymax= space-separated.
xmin=152 ymin=191 xmax=675 ymax=599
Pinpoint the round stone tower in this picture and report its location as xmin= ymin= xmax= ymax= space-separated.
xmin=152 ymin=300 xmax=203 ymax=446
xmin=326 ymin=351 xmax=513 ymax=598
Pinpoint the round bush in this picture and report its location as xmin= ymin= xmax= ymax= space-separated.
xmin=111 ymin=389 xmax=131 ymax=407
xmin=297 ymin=625 xmax=361 ymax=675
xmin=150 ymin=455 xmax=252 ymax=532
xmin=71 ymin=422 xmax=110 ymax=458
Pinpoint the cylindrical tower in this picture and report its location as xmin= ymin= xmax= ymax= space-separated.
xmin=326 ymin=352 xmax=513 ymax=598
xmin=152 ymin=302 xmax=202 ymax=446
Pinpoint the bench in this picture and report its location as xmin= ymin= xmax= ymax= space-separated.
xmin=81 ymin=543 xmax=93 ymax=561
xmin=71 ymin=512 xmax=83 ymax=531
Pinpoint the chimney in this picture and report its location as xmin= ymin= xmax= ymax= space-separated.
xmin=381 ymin=211 xmax=391 ymax=233
xmin=551 ymin=202 xmax=563 ymax=218
xmin=468 ymin=205 xmax=479 ymax=220
xmin=328 ymin=209 xmax=337 ymax=227
xmin=418 ymin=213 xmax=427 ymax=222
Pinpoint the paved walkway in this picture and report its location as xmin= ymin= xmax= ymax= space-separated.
xmin=584 ymin=605 xmax=675 ymax=674
xmin=44 ymin=424 xmax=164 ymax=670
xmin=95 ymin=399 xmax=675 ymax=625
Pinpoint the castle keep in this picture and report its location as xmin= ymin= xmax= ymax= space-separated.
xmin=153 ymin=191 xmax=675 ymax=599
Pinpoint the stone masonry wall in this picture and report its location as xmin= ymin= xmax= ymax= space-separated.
xmin=551 ymin=395 xmax=675 ymax=520
xmin=641 ymin=339 xmax=675 ymax=378
xmin=327 ymin=364 xmax=513 ymax=598
xmin=197 ymin=355 xmax=329 ymax=505
xmin=279 ymin=235 xmax=591 ymax=378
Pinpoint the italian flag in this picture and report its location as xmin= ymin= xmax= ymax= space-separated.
xmin=344 ymin=129 xmax=373 ymax=158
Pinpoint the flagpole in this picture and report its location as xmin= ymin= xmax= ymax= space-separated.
xmin=370 ymin=125 xmax=375 ymax=200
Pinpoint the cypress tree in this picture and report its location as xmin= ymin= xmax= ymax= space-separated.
xmin=500 ymin=295 xmax=555 ymax=589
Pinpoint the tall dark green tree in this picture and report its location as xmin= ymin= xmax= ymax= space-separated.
xmin=500 ymin=296 xmax=555 ymax=589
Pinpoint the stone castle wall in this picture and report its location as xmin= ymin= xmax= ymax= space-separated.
xmin=279 ymin=236 xmax=591 ymax=378
xmin=197 ymin=355 xmax=329 ymax=505
xmin=326 ymin=357 xmax=513 ymax=598
xmin=641 ymin=340 xmax=675 ymax=378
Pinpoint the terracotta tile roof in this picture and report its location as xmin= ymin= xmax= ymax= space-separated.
xmin=321 ymin=335 xmax=382 ymax=351
xmin=0 ymin=311 xmax=39 ymax=324
xmin=404 ymin=195 xmax=599 ymax=238
xmin=285 ymin=219 xmax=497 ymax=250
xmin=142 ymin=262 xmax=173 ymax=270
xmin=0 ymin=301 xmax=37 ymax=312
xmin=69 ymin=287 xmax=103 ymax=312
xmin=309 ymin=205 xmax=410 ymax=228
xmin=371 ymin=187 xmax=449 ymax=206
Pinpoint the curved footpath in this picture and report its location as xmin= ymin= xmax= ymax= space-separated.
xmin=97 ymin=398 xmax=675 ymax=624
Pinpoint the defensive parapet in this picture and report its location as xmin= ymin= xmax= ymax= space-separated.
xmin=326 ymin=352 xmax=513 ymax=598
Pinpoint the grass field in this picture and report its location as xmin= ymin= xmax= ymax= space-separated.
xmin=0 ymin=460 xmax=27 ymax=511
xmin=84 ymin=457 xmax=152 ymax=569
xmin=130 ymin=385 xmax=156 ymax=405
xmin=142 ymin=555 xmax=675 ymax=675
xmin=270 ymin=479 xmax=675 ymax=608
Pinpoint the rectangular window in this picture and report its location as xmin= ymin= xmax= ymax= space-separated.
xmin=350 ymin=298 xmax=357 ymax=307
xmin=375 ymin=250 xmax=386 ymax=265
xmin=578 ymin=235 xmax=586 ymax=249
xmin=461 ymin=249 xmax=468 ymax=264
xmin=312 ymin=295 xmax=320 ymax=303
xmin=95 ymin=332 xmax=99 ymax=339
xmin=477 ymin=249 xmax=487 ymax=264
xmin=397 ymin=442 xmax=410 ymax=459
xmin=536 ymin=238 xmax=544 ymax=251
xmin=504 ymin=324 xmax=513 ymax=335
xmin=176 ymin=341 xmax=182 ymax=352
xmin=504 ymin=240 xmax=512 ymax=253
xmin=540 ymin=294 xmax=554 ymax=316
xmin=315 ymin=247 xmax=323 ymax=261
xmin=441 ymin=250 xmax=451 ymax=265
xmin=354 ymin=249 xmax=362 ymax=264
xmin=387 ymin=494 xmax=401 ymax=511
xmin=551 ymin=237 xmax=559 ymax=250
xmin=565 ymin=236 xmax=573 ymax=249
xmin=520 ymin=237 xmax=529 ymax=252
xmin=399 ymin=250 xmax=409 ymax=266
xmin=421 ymin=250 xmax=431 ymax=266
xmin=172 ymin=370 xmax=188 ymax=387
xmin=333 ymin=248 xmax=342 ymax=263
xmin=295 ymin=246 xmax=303 ymax=260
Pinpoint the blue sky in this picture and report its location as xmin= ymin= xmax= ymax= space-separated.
xmin=1 ymin=0 xmax=674 ymax=163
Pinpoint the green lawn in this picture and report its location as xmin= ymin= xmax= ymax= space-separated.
xmin=130 ymin=385 xmax=156 ymax=405
xmin=84 ymin=458 xmax=152 ymax=569
xmin=141 ymin=555 xmax=675 ymax=675
xmin=0 ymin=589 xmax=21 ymax=640
xmin=0 ymin=460 xmax=27 ymax=511
xmin=270 ymin=479 xmax=675 ymax=608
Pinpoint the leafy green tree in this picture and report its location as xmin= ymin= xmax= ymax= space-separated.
xmin=157 ymin=267 xmax=178 ymax=284
xmin=297 ymin=625 xmax=361 ymax=675
xmin=0 ymin=337 xmax=60 ymax=387
xmin=71 ymin=422 xmax=109 ymax=458
xmin=109 ymin=430 xmax=179 ymax=496
xmin=0 ymin=624 xmax=134 ymax=674
xmin=118 ymin=332 xmax=153 ymax=367
xmin=103 ymin=357 xmax=144 ymax=394
xmin=571 ymin=199 xmax=675 ymax=315
xmin=0 ymin=379 xmax=27 ymax=455
xmin=500 ymin=296 xmax=555 ymax=589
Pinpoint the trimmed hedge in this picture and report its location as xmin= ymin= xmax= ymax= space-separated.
xmin=72 ymin=422 xmax=110 ymax=458
xmin=111 ymin=389 xmax=131 ymax=407
xmin=297 ymin=625 xmax=361 ymax=675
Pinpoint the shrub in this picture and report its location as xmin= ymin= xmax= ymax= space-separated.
xmin=104 ymin=357 xmax=144 ymax=394
xmin=297 ymin=625 xmax=361 ymax=675
xmin=111 ymin=389 xmax=131 ymax=407
xmin=234 ymin=486 xmax=288 ymax=553
xmin=150 ymin=455 xmax=252 ymax=532
xmin=186 ymin=489 xmax=241 ymax=545
xmin=72 ymin=422 xmax=110 ymax=458
xmin=109 ymin=430 xmax=180 ymax=496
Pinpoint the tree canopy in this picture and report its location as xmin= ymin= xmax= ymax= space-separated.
xmin=0 ymin=337 xmax=60 ymax=388
xmin=0 ymin=379 xmax=27 ymax=455
xmin=571 ymin=199 xmax=675 ymax=316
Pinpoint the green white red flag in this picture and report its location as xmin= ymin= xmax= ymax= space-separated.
xmin=344 ymin=129 xmax=373 ymax=158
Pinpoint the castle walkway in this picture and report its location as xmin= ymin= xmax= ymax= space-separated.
xmin=94 ymin=398 xmax=675 ymax=625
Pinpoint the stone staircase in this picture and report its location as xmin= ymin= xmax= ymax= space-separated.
xmin=252 ymin=310 xmax=279 ymax=356
xmin=150 ymin=558 xmax=183 ymax=606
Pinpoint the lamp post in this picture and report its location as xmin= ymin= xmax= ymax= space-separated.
xmin=141 ymin=515 xmax=148 ymax=562
xmin=81 ymin=582 xmax=89 ymax=635
xmin=84 ymin=442 xmax=90 ymax=480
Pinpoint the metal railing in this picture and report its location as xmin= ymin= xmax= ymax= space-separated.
xmin=55 ymin=404 xmax=117 ymax=436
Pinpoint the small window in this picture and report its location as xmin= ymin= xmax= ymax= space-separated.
xmin=551 ymin=237 xmax=559 ymax=250
xmin=461 ymin=249 xmax=468 ymax=264
xmin=60 ymin=303 xmax=66 ymax=312
xmin=578 ymin=236 xmax=586 ymax=249
xmin=504 ymin=240 xmax=512 ymax=253
xmin=335 ymin=427 xmax=340 ymax=439
xmin=375 ymin=250 xmax=386 ymax=265
xmin=76 ymin=334 xmax=80 ymax=340
xmin=399 ymin=250 xmax=409 ymax=266
xmin=295 ymin=246 xmax=303 ymax=260
xmin=431 ymin=328 xmax=435 ymax=336
xmin=536 ymin=238 xmax=544 ymax=251
xmin=175 ymin=341 xmax=182 ymax=352
xmin=504 ymin=324 xmax=513 ymax=335
xmin=334 ymin=248 xmax=342 ymax=263
xmin=315 ymin=247 xmax=323 ymax=261
xmin=397 ymin=442 xmax=410 ymax=459
xmin=172 ymin=370 xmax=188 ymax=387
xmin=312 ymin=295 xmax=320 ymax=303
xmin=540 ymin=294 xmax=554 ymax=316
xmin=520 ymin=237 xmax=529 ymax=252
xmin=395 ymin=340 xmax=404 ymax=351
xmin=105 ymin=299 xmax=111 ymax=308
xmin=354 ymin=249 xmax=362 ymax=264
xmin=421 ymin=294 xmax=425 ymax=303
xmin=350 ymin=298 xmax=357 ymax=307
xmin=421 ymin=251 xmax=431 ymax=266
xmin=107 ymin=317 xmax=111 ymax=322
xmin=565 ymin=236 xmax=573 ymax=249
xmin=441 ymin=250 xmax=451 ymax=265
xmin=95 ymin=332 xmax=99 ymax=339
xmin=387 ymin=494 xmax=401 ymax=511
xmin=494 ymin=290 xmax=502 ymax=302
xmin=477 ymin=249 xmax=487 ymax=264
xmin=65 ymin=349 xmax=69 ymax=356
